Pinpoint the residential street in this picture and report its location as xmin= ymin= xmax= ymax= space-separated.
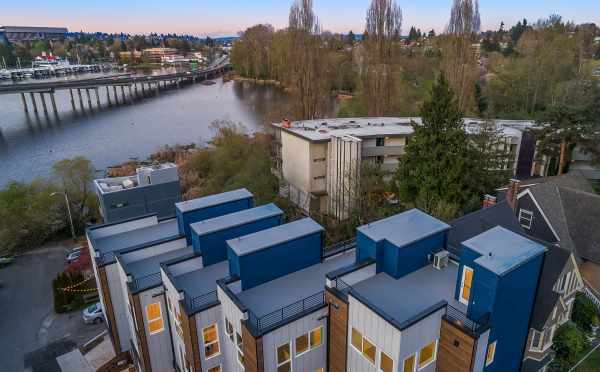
xmin=0 ymin=241 xmax=104 ymax=372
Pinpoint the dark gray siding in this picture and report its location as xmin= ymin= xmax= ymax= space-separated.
xmin=516 ymin=193 xmax=558 ymax=244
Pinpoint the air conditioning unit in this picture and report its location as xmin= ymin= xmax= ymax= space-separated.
xmin=433 ymin=251 xmax=450 ymax=270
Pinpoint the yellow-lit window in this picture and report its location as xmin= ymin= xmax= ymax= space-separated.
xmin=486 ymin=341 xmax=497 ymax=366
xmin=315 ymin=369 xmax=324 ymax=372
xmin=296 ymin=333 xmax=309 ymax=356
xmin=310 ymin=326 xmax=323 ymax=349
xmin=277 ymin=342 xmax=291 ymax=372
xmin=202 ymin=324 xmax=220 ymax=359
xmin=460 ymin=266 xmax=474 ymax=305
xmin=418 ymin=341 xmax=437 ymax=369
xmin=380 ymin=351 xmax=393 ymax=372
xmin=351 ymin=328 xmax=362 ymax=351
xmin=146 ymin=302 xmax=164 ymax=335
xmin=362 ymin=337 xmax=376 ymax=365
xmin=403 ymin=354 xmax=416 ymax=372
xmin=208 ymin=366 xmax=221 ymax=372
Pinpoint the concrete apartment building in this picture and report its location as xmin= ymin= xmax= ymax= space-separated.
xmin=94 ymin=163 xmax=182 ymax=223
xmin=272 ymin=117 xmax=536 ymax=219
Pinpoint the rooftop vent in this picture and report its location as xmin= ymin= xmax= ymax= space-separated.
xmin=433 ymin=250 xmax=450 ymax=270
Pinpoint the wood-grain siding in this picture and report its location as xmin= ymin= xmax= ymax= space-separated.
xmin=179 ymin=302 xmax=202 ymax=372
xmin=242 ymin=321 xmax=264 ymax=372
xmin=98 ymin=265 xmax=121 ymax=353
xmin=325 ymin=288 xmax=349 ymax=372
xmin=130 ymin=292 xmax=152 ymax=372
xmin=437 ymin=318 xmax=476 ymax=372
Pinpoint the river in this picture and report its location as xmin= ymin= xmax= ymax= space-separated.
xmin=0 ymin=76 xmax=293 ymax=186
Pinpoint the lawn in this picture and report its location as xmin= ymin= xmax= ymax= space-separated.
xmin=575 ymin=347 xmax=600 ymax=372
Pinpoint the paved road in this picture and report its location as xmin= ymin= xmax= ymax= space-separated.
xmin=0 ymin=241 xmax=104 ymax=371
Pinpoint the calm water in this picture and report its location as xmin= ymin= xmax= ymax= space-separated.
xmin=0 ymin=77 xmax=292 ymax=186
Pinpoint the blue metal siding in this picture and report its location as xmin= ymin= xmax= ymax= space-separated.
xmin=382 ymin=233 xmax=446 ymax=279
xmin=193 ymin=215 xmax=284 ymax=266
xmin=177 ymin=197 xmax=254 ymax=245
xmin=229 ymin=231 xmax=323 ymax=290
xmin=356 ymin=231 xmax=380 ymax=263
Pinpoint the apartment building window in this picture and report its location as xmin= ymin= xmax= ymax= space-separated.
xmin=146 ymin=302 xmax=164 ymax=335
xmin=418 ymin=341 xmax=437 ymax=369
xmin=208 ymin=366 xmax=221 ymax=372
xmin=459 ymin=266 xmax=474 ymax=305
xmin=350 ymin=328 xmax=376 ymax=365
xmin=310 ymin=327 xmax=323 ymax=349
xmin=313 ymin=176 xmax=326 ymax=180
xmin=543 ymin=326 xmax=555 ymax=350
xmin=380 ymin=351 xmax=394 ymax=372
xmin=203 ymin=324 xmax=220 ymax=359
xmin=519 ymin=209 xmax=534 ymax=230
xmin=236 ymin=332 xmax=244 ymax=368
xmin=485 ymin=341 xmax=497 ymax=366
xmin=403 ymin=354 xmax=416 ymax=372
xmin=295 ymin=326 xmax=323 ymax=356
xmin=313 ymin=157 xmax=326 ymax=163
xmin=277 ymin=342 xmax=292 ymax=372
xmin=315 ymin=369 xmax=323 ymax=372
xmin=376 ymin=138 xmax=385 ymax=147
xmin=296 ymin=333 xmax=309 ymax=356
xmin=225 ymin=318 xmax=234 ymax=342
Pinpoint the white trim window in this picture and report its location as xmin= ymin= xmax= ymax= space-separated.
xmin=208 ymin=366 xmax=221 ymax=372
xmin=417 ymin=340 xmax=438 ymax=370
xmin=379 ymin=351 xmax=394 ymax=372
xmin=403 ymin=354 xmax=416 ymax=372
xmin=295 ymin=326 xmax=323 ymax=357
xmin=486 ymin=341 xmax=497 ymax=366
xmin=459 ymin=266 xmax=474 ymax=305
xmin=531 ymin=330 xmax=543 ymax=352
xmin=236 ymin=331 xmax=244 ymax=369
xmin=519 ymin=209 xmax=534 ymax=230
xmin=146 ymin=302 xmax=164 ymax=335
xmin=350 ymin=328 xmax=376 ymax=365
xmin=276 ymin=342 xmax=292 ymax=372
xmin=202 ymin=323 xmax=220 ymax=359
xmin=225 ymin=318 xmax=234 ymax=342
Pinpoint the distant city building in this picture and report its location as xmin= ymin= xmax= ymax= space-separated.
xmin=142 ymin=47 xmax=178 ymax=63
xmin=0 ymin=26 xmax=68 ymax=42
xmin=94 ymin=163 xmax=182 ymax=223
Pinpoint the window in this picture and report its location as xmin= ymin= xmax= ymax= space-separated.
xmin=380 ymin=351 xmax=394 ymax=372
xmin=202 ymin=324 xmax=220 ymax=359
xmin=313 ymin=157 xmax=326 ymax=163
xmin=235 ymin=331 xmax=244 ymax=368
xmin=313 ymin=176 xmax=326 ymax=180
xmin=146 ymin=302 xmax=164 ymax=335
xmin=459 ymin=266 xmax=474 ymax=305
xmin=310 ymin=327 xmax=323 ymax=349
xmin=418 ymin=341 xmax=437 ymax=369
xmin=225 ymin=318 xmax=234 ymax=342
xmin=485 ymin=341 xmax=496 ymax=366
xmin=315 ymin=369 xmax=323 ymax=372
xmin=296 ymin=334 xmax=309 ymax=356
xmin=531 ymin=330 xmax=542 ymax=351
xmin=236 ymin=332 xmax=243 ymax=350
xmin=519 ymin=209 xmax=534 ymax=229
xmin=208 ymin=366 xmax=221 ymax=372
xmin=277 ymin=342 xmax=291 ymax=372
xmin=543 ymin=326 xmax=555 ymax=350
xmin=111 ymin=202 xmax=129 ymax=209
xmin=362 ymin=337 xmax=376 ymax=365
xmin=376 ymin=137 xmax=385 ymax=147
xmin=403 ymin=354 xmax=416 ymax=372
xmin=351 ymin=328 xmax=362 ymax=351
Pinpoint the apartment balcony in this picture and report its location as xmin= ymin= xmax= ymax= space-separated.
xmin=362 ymin=145 xmax=405 ymax=158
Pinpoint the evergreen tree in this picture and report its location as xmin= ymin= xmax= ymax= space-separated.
xmin=408 ymin=26 xmax=418 ymax=41
xmin=347 ymin=30 xmax=356 ymax=44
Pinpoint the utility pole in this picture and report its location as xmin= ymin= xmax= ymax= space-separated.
xmin=51 ymin=191 xmax=76 ymax=241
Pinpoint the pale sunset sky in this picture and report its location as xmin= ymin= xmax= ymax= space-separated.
xmin=2 ymin=0 xmax=599 ymax=37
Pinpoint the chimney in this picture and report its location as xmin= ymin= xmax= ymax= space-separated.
xmin=506 ymin=179 xmax=521 ymax=209
xmin=282 ymin=118 xmax=291 ymax=129
xmin=483 ymin=194 xmax=497 ymax=209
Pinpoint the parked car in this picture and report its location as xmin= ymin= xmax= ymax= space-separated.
xmin=66 ymin=250 xmax=81 ymax=263
xmin=82 ymin=302 xmax=103 ymax=324
xmin=66 ymin=246 xmax=83 ymax=256
xmin=0 ymin=255 xmax=15 ymax=268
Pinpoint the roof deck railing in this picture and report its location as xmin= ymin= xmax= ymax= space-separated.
xmin=444 ymin=305 xmax=490 ymax=336
xmin=186 ymin=290 xmax=219 ymax=313
xmin=247 ymin=291 xmax=326 ymax=336
xmin=129 ymin=272 xmax=162 ymax=292
xmin=323 ymin=238 xmax=356 ymax=258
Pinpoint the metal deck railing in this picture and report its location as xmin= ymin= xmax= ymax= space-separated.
xmin=444 ymin=305 xmax=490 ymax=335
xmin=323 ymin=238 xmax=356 ymax=258
xmin=186 ymin=290 xmax=219 ymax=313
xmin=129 ymin=272 xmax=162 ymax=292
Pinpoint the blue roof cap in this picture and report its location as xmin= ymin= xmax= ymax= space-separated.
xmin=191 ymin=203 xmax=283 ymax=236
xmin=357 ymin=209 xmax=450 ymax=247
xmin=463 ymin=226 xmax=546 ymax=276
xmin=175 ymin=188 xmax=253 ymax=213
xmin=227 ymin=218 xmax=324 ymax=257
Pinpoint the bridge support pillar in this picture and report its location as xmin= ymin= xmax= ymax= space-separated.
xmin=155 ymin=83 xmax=159 ymax=96
xmin=86 ymin=89 xmax=92 ymax=110
xmin=29 ymin=93 xmax=38 ymax=113
xmin=134 ymin=83 xmax=139 ymax=98
xmin=20 ymin=93 xmax=28 ymax=113
xmin=141 ymin=83 xmax=146 ymax=97
xmin=176 ymin=79 xmax=180 ymax=89
xmin=128 ymin=85 xmax=133 ymax=104
xmin=50 ymin=92 xmax=58 ymax=115
xmin=39 ymin=93 xmax=48 ymax=114
xmin=120 ymin=86 xmax=126 ymax=103
xmin=69 ymin=89 xmax=76 ymax=111
xmin=77 ymin=89 xmax=84 ymax=110
xmin=106 ymin=86 xmax=112 ymax=106
xmin=95 ymin=88 xmax=101 ymax=108
xmin=113 ymin=86 xmax=118 ymax=104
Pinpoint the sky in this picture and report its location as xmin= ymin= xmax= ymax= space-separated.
xmin=2 ymin=0 xmax=599 ymax=37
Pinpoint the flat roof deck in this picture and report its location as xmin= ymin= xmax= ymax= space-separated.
xmin=175 ymin=188 xmax=252 ymax=213
xmin=236 ymin=251 xmax=355 ymax=317
xmin=173 ymin=261 xmax=230 ymax=298
xmin=349 ymin=263 xmax=465 ymax=330
xmin=92 ymin=218 xmax=180 ymax=262
xmin=191 ymin=203 xmax=282 ymax=236
xmin=121 ymin=247 xmax=192 ymax=282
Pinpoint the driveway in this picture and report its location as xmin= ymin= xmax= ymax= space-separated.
xmin=0 ymin=241 xmax=105 ymax=372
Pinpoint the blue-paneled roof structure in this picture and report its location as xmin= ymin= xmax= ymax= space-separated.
xmin=175 ymin=188 xmax=253 ymax=213
xmin=191 ymin=203 xmax=282 ymax=236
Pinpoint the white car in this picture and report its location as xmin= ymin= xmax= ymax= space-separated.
xmin=82 ymin=302 xmax=104 ymax=324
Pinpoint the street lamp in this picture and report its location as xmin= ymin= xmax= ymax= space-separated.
xmin=51 ymin=191 xmax=76 ymax=240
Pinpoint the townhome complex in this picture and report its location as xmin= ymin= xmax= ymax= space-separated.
xmin=87 ymin=184 xmax=586 ymax=372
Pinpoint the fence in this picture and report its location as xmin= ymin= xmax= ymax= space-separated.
xmin=444 ymin=305 xmax=490 ymax=335
xmin=583 ymin=286 xmax=600 ymax=309
xmin=323 ymin=238 xmax=356 ymax=258
xmin=129 ymin=272 xmax=162 ymax=292
xmin=186 ymin=290 xmax=218 ymax=313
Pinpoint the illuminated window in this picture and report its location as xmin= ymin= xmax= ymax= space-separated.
xmin=418 ymin=341 xmax=437 ymax=369
xmin=486 ymin=341 xmax=497 ymax=366
xmin=208 ymin=366 xmax=221 ymax=372
xmin=202 ymin=324 xmax=220 ymax=359
xmin=146 ymin=302 xmax=164 ymax=335
xmin=351 ymin=328 xmax=362 ymax=351
xmin=315 ymin=369 xmax=324 ymax=372
xmin=403 ymin=354 xmax=416 ymax=372
xmin=310 ymin=327 xmax=323 ymax=349
xmin=459 ymin=266 xmax=474 ymax=305
xmin=225 ymin=318 xmax=234 ymax=342
xmin=296 ymin=334 xmax=309 ymax=356
xmin=380 ymin=351 xmax=394 ymax=372
xmin=277 ymin=342 xmax=291 ymax=372
xmin=362 ymin=337 xmax=376 ymax=365
xmin=236 ymin=332 xmax=244 ymax=368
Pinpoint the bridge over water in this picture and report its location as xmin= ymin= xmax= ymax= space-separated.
xmin=0 ymin=57 xmax=231 ymax=115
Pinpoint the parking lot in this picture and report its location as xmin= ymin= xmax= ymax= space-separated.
xmin=0 ymin=241 xmax=105 ymax=372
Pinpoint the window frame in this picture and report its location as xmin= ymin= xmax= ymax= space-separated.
xmin=350 ymin=328 xmax=363 ymax=354
xmin=295 ymin=333 xmax=309 ymax=357
xmin=417 ymin=340 xmax=438 ymax=370
xmin=145 ymin=302 xmax=164 ymax=335
xmin=361 ymin=335 xmax=377 ymax=366
xmin=207 ymin=365 xmax=221 ymax=372
xmin=276 ymin=341 xmax=292 ymax=372
xmin=225 ymin=318 xmax=234 ymax=342
xmin=379 ymin=350 xmax=394 ymax=372
xmin=531 ymin=329 xmax=543 ymax=352
xmin=310 ymin=326 xmax=323 ymax=350
xmin=459 ymin=266 xmax=474 ymax=305
xmin=202 ymin=323 xmax=221 ymax=359
xmin=403 ymin=354 xmax=416 ymax=372
xmin=235 ymin=331 xmax=244 ymax=369
xmin=485 ymin=341 xmax=497 ymax=366
xmin=519 ymin=209 xmax=534 ymax=229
